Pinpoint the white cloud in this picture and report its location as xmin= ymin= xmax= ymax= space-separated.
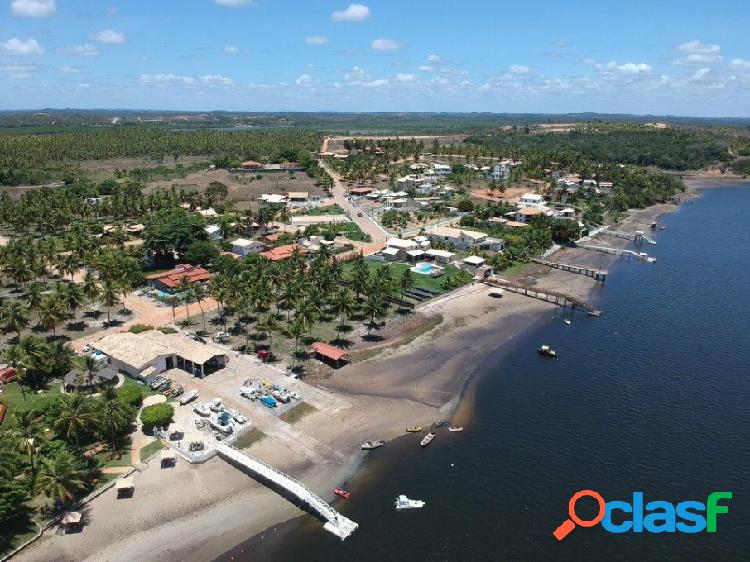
xmin=139 ymin=73 xmax=195 ymax=86
xmin=427 ymin=53 xmax=442 ymax=63
xmin=88 ymin=30 xmax=126 ymax=44
xmin=509 ymin=65 xmax=530 ymax=74
xmin=59 ymin=65 xmax=79 ymax=73
xmin=363 ymin=78 xmax=388 ymax=87
xmin=396 ymin=73 xmax=417 ymax=83
xmin=616 ymin=62 xmax=652 ymax=74
xmin=200 ymin=74 xmax=233 ymax=86
xmin=224 ymin=45 xmax=239 ymax=54
xmin=1 ymin=64 xmax=35 ymax=78
xmin=690 ymin=67 xmax=710 ymax=81
xmin=371 ymin=38 xmax=403 ymax=51
xmin=214 ymin=0 xmax=255 ymax=6
xmin=296 ymin=73 xmax=312 ymax=85
xmin=11 ymin=0 xmax=55 ymax=17
xmin=478 ymin=83 xmax=491 ymax=92
xmin=331 ymin=3 xmax=370 ymax=22
xmin=0 ymin=37 xmax=45 ymax=56
xmin=344 ymin=66 xmax=366 ymax=81
xmin=674 ymin=40 xmax=722 ymax=65
xmin=731 ymin=58 xmax=750 ymax=70
xmin=305 ymin=35 xmax=329 ymax=45
xmin=57 ymin=44 xmax=101 ymax=56
xmin=418 ymin=65 xmax=434 ymax=72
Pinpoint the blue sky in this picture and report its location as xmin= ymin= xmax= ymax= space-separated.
xmin=1 ymin=0 xmax=749 ymax=116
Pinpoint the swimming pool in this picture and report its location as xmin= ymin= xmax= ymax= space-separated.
xmin=411 ymin=262 xmax=438 ymax=275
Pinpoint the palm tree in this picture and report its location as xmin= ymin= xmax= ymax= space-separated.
xmin=82 ymin=271 xmax=100 ymax=308
xmin=176 ymin=276 xmax=192 ymax=324
xmin=0 ymin=301 xmax=29 ymax=340
xmin=330 ymin=288 xmax=354 ymax=341
xmin=25 ymin=281 xmax=44 ymax=319
xmin=35 ymin=450 xmax=87 ymax=505
xmin=53 ymin=393 xmax=97 ymax=446
xmin=99 ymin=386 xmax=132 ymax=451
xmin=296 ymin=300 xmax=318 ymax=337
xmin=166 ymin=294 xmax=179 ymax=325
xmin=363 ymin=294 xmax=386 ymax=335
xmin=10 ymin=410 xmax=46 ymax=473
xmin=37 ymin=297 xmax=63 ymax=336
xmin=287 ymin=318 xmax=305 ymax=369
xmin=191 ymin=284 xmax=208 ymax=333
xmin=259 ymin=314 xmax=278 ymax=360
xmin=58 ymin=282 xmax=85 ymax=326
xmin=399 ymin=269 xmax=415 ymax=302
xmin=76 ymin=354 xmax=100 ymax=393
xmin=100 ymin=279 xmax=119 ymax=325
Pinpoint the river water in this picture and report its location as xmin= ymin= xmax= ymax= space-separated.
xmin=225 ymin=185 xmax=750 ymax=561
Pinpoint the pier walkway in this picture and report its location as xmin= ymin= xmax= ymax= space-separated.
xmin=216 ymin=443 xmax=358 ymax=540
xmin=598 ymin=228 xmax=657 ymax=245
xmin=485 ymin=279 xmax=601 ymax=316
xmin=530 ymin=258 xmax=608 ymax=282
xmin=575 ymin=242 xmax=656 ymax=262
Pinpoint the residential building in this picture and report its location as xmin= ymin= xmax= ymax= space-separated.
xmin=383 ymin=237 xmax=417 ymax=261
xmin=145 ymin=264 xmax=212 ymax=294
xmin=260 ymin=244 xmax=304 ymax=261
xmin=241 ymin=161 xmax=263 ymax=170
xmin=519 ymin=193 xmax=545 ymax=206
xmin=516 ymin=206 xmax=547 ymax=223
xmin=427 ymin=226 xmax=505 ymax=251
xmin=424 ymin=248 xmax=455 ymax=264
xmin=432 ymin=163 xmax=451 ymax=176
xmin=259 ymin=193 xmax=288 ymax=206
xmin=286 ymin=191 xmax=309 ymax=203
xmin=486 ymin=163 xmax=511 ymax=180
xmin=231 ymin=238 xmax=266 ymax=257
xmin=205 ymin=224 xmax=222 ymax=241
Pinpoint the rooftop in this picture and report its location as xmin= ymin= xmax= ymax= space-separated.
xmin=145 ymin=264 xmax=211 ymax=290
xmin=260 ymin=244 xmax=302 ymax=261
xmin=428 ymin=226 xmax=486 ymax=241
xmin=311 ymin=341 xmax=350 ymax=362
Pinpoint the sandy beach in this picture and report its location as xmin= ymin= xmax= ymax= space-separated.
xmin=17 ymin=200 xmax=682 ymax=562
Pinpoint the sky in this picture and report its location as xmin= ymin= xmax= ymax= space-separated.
xmin=1 ymin=0 xmax=749 ymax=116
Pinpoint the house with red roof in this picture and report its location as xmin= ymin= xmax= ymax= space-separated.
xmin=260 ymin=244 xmax=304 ymax=261
xmin=145 ymin=264 xmax=212 ymax=293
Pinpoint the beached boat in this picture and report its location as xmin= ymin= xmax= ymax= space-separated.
xmin=333 ymin=487 xmax=351 ymax=499
xmin=537 ymin=345 xmax=557 ymax=358
xmin=179 ymin=389 xmax=199 ymax=405
xmin=361 ymin=440 xmax=385 ymax=450
xmin=193 ymin=402 xmax=210 ymax=417
xmin=395 ymin=495 xmax=425 ymax=510
xmin=432 ymin=420 xmax=449 ymax=429
xmin=420 ymin=432 xmax=436 ymax=447
xmin=448 ymin=426 xmax=464 ymax=432
xmin=228 ymin=409 xmax=248 ymax=424
xmin=406 ymin=426 xmax=422 ymax=433
xmin=209 ymin=398 xmax=224 ymax=412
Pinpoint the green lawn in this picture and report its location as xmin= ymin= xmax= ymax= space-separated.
xmin=304 ymin=204 xmax=346 ymax=216
xmin=345 ymin=260 xmax=468 ymax=295
xmin=0 ymin=380 xmax=63 ymax=414
xmin=94 ymin=442 xmax=133 ymax=468
xmin=120 ymin=375 xmax=160 ymax=397
xmin=139 ymin=439 xmax=164 ymax=461
xmin=336 ymin=222 xmax=371 ymax=242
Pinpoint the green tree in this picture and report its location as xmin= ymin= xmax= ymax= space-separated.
xmin=399 ymin=268 xmax=414 ymax=301
xmin=140 ymin=403 xmax=174 ymax=428
xmin=330 ymin=288 xmax=354 ymax=341
xmin=362 ymin=294 xmax=386 ymax=335
xmin=99 ymin=386 xmax=134 ymax=451
xmin=35 ymin=450 xmax=87 ymax=504
xmin=53 ymin=393 xmax=97 ymax=446
xmin=144 ymin=208 xmax=208 ymax=257
xmin=9 ymin=410 xmax=46 ymax=473
xmin=0 ymin=300 xmax=29 ymax=340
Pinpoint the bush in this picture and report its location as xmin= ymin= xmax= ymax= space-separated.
xmin=118 ymin=385 xmax=143 ymax=408
xmin=159 ymin=326 xmax=177 ymax=334
xmin=140 ymin=403 xmax=174 ymax=427
xmin=129 ymin=324 xmax=154 ymax=334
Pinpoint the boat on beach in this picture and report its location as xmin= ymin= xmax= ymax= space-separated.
xmin=420 ymin=432 xmax=436 ymax=447
xmin=432 ymin=420 xmax=449 ymax=429
xmin=361 ymin=440 xmax=385 ymax=450
xmin=179 ymin=389 xmax=199 ymax=405
xmin=333 ymin=487 xmax=351 ymax=499
xmin=448 ymin=426 xmax=463 ymax=432
xmin=537 ymin=345 xmax=557 ymax=358
xmin=406 ymin=426 xmax=422 ymax=433
xmin=192 ymin=402 xmax=211 ymax=416
xmin=395 ymin=495 xmax=425 ymax=510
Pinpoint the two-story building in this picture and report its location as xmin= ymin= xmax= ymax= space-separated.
xmin=231 ymin=238 xmax=266 ymax=257
xmin=427 ymin=226 xmax=505 ymax=252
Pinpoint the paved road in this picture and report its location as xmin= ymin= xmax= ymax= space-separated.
xmin=319 ymin=159 xmax=388 ymax=255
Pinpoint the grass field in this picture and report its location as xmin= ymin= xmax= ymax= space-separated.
xmin=139 ymin=439 xmax=164 ymax=461
xmin=345 ymin=260 xmax=468 ymax=295
xmin=0 ymin=380 xmax=63 ymax=414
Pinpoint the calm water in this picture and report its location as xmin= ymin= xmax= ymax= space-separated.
xmin=225 ymin=186 xmax=750 ymax=562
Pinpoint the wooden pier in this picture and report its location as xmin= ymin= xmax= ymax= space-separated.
xmin=575 ymin=242 xmax=656 ymax=262
xmin=531 ymin=258 xmax=608 ymax=282
xmin=599 ymin=228 xmax=656 ymax=245
xmin=485 ymin=279 xmax=601 ymax=316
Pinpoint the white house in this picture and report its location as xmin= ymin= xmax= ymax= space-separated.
xmin=259 ymin=193 xmax=287 ymax=206
xmin=486 ymin=164 xmax=511 ymax=180
xmin=519 ymin=193 xmax=545 ymax=206
xmin=432 ymin=164 xmax=451 ymax=176
xmin=204 ymin=224 xmax=222 ymax=241
xmin=231 ymin=238 xmax=266 ymax=257
xmin=425 ymin=248 xmax=455 ymax=264
xmin=427 ymin=226 xmax=505 ymax=251
xmin=382 ymin=238 xmax=418 ymax=261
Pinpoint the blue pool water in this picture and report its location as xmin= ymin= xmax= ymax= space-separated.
xmin=412 ymin=262 xmax=437 ymax=275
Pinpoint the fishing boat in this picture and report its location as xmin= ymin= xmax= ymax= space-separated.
xmin=179 ymin=389 xmax=199 ymax=405
xmin=361 ymin=440 xmax=385 ymax=450
xmin=563 ymin=319 xmax=571 ymax=325
xmin=192 ymin=402 xmax=211 ymax=417
xmin=537 ymin=345 xmax=557 ymax=358
xmin=333 ymin=487 xmax=351 ymax=499
xmin=432 ymin=420 xmax=449 ymax=429
xmin=448 ymin=426 xmax=464 ymax=432
xmin=395 ymin=495 xmax=425 ymax=510
xmin=420 ymin=432 xmax=436 ymax=447
xmin=406 ymin=426 xmax=422 ymax=433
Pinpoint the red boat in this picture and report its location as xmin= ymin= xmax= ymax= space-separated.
xmin=333 ymin=487 xmax=351 ymax=499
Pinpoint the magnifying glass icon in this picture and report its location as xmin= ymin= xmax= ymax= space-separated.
xmin=553 ymin=490 xmax=606 ymax=541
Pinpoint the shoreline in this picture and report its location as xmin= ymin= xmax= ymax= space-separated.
xmin=16 ymin=195 xmax=693 ymax=562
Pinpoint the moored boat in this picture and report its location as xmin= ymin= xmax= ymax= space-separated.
xmin=448 ymin=426 xmax=463 ymax=432
xmin=537 ymin=345 xmax=557 ymax=358
xmin=179 ymin=389 xmax=199 ymax=405
xmin=395 ymin=495 xmax=425 ymax=510
xmin=432 ymin=420 xmax=449 ymax=429
xmin=361 ymin=440 xmax=385 ymax=450
xmin=420 ymin=432 xmax=436 ymax=447
xmin=406 ymin=426 xmax=422 ymax=433
xmin=333 ymin=487 xmax=351 ymax=499
xmin=192 ymin=402 xmax=211 ymax=417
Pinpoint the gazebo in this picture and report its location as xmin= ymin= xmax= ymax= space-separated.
xmin=63 ymin=367 xmax=118 ymax=394
xmin=61 ymin=511 xmax=82 ymax=533
xmin=310 ymin=342 xmax=350 ymax=368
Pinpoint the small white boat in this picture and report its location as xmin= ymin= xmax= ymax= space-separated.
xmin=361 ymin=440 xmax=385 ymax=450
xmin=420 ymin=432 xmax=436 ymax=447
xmin=537 ymin=345 xmax=557 ymax=358
xmin=448 ymin=426 xmax=463 ymax=432
xmin=179 ymin=389 xmax=199 ymax=405
xmin=193 ymin=402 xmax=211 ymax=417
xmin=395 ymin=495 xmax=425 ymax=510
xmin=209 ymin=399 xmax=224 ymax=412
xmin=563 ymin=319 xmax=571 ymax=325
xmin=228 ymin=409 xmax=248 ymax=424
